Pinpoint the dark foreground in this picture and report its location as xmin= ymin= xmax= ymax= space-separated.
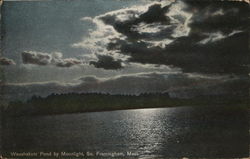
xmin=1 ymin=105 xmax=249 ymax=158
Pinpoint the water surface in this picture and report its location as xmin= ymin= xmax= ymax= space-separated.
xmin=2 ymin=106 xmax=249 ymax=158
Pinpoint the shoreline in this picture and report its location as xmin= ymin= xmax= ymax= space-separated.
xmin=3 ymin=101 xmax=249 ymax=118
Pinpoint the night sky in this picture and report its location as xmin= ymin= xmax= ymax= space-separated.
xmin=1 ymin=0 xmax=249 ymax=101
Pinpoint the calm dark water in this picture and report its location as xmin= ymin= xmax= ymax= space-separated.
xmin=2 ymin=106 xmax=249 ymax=158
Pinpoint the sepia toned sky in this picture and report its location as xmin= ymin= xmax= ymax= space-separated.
xmin=1 ymin=0 xmax=249 ymax=100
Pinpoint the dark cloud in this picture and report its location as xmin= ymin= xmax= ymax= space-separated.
xmin=22 ymin=51 xmax=52 ymax=66
xmin=90 ymin=55 xmax=123 ymax=70
xmin=79 ymin=76 xmax=100 ymax=83
xmin=109 ymin=31 xmax=249 ymax=74
xmin=99 ymin=3 xmax=174 ymax=41
xmin=22 ymin=51 xmax=83 ymax=67
xmin=87 ymin=1 xmax=250 ymax=75
xmin=184 ymin=0 xmax=250 ymax=34
xmin=169 ymin=76 xmax=250 ymax=98
xmin=113 ymin=3 xmax=172 ymax=39
xmin=138 ymin=3 xmax=171 ymax=24
xmin=0 ymin=57 xmax=16 ymax=65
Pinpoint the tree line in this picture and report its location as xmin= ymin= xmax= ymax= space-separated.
xmin=5 ymin=92 xmax=248 ymax=116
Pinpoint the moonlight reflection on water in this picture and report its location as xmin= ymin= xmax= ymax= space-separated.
xmin=2 ymin=106 xmax=249 ymax=158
